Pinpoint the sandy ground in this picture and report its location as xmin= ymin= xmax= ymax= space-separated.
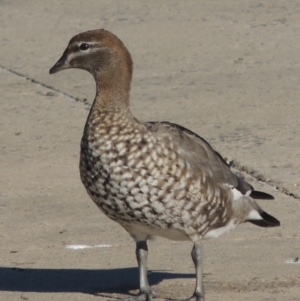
xmin=0 ymin=1 xmax=299 ymax=300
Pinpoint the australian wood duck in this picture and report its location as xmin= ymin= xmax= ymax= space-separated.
xmin=50 ymin=29 xmax=280 ymax=301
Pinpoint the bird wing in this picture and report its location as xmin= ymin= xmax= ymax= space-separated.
xmin=144 ymin=121 xmax=273 ymax=200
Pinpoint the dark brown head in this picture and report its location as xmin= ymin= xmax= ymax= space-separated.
xmin=49 ymin=29 xmax=133 ymax=94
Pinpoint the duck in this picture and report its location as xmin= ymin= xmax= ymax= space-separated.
xmin=49 ymin=29 xmax=280 ymax=301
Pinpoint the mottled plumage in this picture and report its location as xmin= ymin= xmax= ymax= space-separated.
xmin=50 ymin=29 xmax=280 ymax=301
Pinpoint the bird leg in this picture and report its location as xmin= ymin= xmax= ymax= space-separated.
xmin=136 ymin=241 xmax=158 ymax=300
xmin=192 ymin=244 xmax=205 ymax=301
xmin=118 ymin=241 xmax=158 ymax=301
xmin=178 ymin=244 xmax=205 ymax=301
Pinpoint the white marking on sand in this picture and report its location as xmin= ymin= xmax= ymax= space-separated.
xmin=66 ymin=244 xmax=112 ymax=250
xmin=285 ymin=259 xmax=300 ymax=264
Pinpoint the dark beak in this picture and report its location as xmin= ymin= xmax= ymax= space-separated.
xmin=49 ymin=50 xmax=71 ymax=74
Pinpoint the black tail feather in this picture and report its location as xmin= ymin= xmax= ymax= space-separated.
xmin=250 ymin=190 xmax=274 ymax=200
xmin=248 ymin=211 xmax=280 ymax=228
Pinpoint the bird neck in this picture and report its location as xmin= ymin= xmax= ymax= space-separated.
xmin=91 ymin=62 xmax=131 ymax=114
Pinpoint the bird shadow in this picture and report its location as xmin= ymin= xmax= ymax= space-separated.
xmin=0 ymin=266 xmax=194 ymax=296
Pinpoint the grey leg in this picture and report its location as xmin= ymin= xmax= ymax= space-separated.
xmin=136 ymin=241 xmax=150 ymax=294
xmin=136 ymin=241 xmax=157 ymax=299
xmin=176 ymin=244 xmax=205 ymax=301
xmin=117 ymin=241 xmax=157 ymax=301
xmin=191 ymin=244 xmax=205 ymax=301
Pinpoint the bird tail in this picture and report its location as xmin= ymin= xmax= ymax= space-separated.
xmin=250 ymin=190 xmax=274 ymax=200
xmin=248 ymin=211 xmax=280 ymax=228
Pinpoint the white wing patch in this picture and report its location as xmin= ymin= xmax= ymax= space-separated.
xmin=247 ymin=210 xmax=263 ymax=220
xmin=204 ymin=220 xmax=236 ymax=239
xmin=127 ymin=223 xmax=190 ymax=241
xmin=231 ymin=187 xmax=251 ymax=201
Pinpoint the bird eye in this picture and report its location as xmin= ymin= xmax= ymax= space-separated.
xmin=79 ymin=43 xmax=89 ymax=51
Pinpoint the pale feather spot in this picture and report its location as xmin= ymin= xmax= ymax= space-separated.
xmin=175 ymin=180 xmax=186 ymax=190
xmin=151 ymin=168 xmax=160 ymax=178
xmin=166 ymin=201 xmax=175 ymax=209
xmin=138 ymin=179 xmax=147 ymax=187
xmin=157 ymin=158 xmax=163 ymax=166
xmin=163 ymin=148 xmax=169 ymax=156
xmin=134 ymin=194 xmax=147 ymax=205
xmin=184 ymin=201 xmax=194 ymax=211
xmin=196 ymin=214 xmax=207 ymax=225
xmin=140 ymin=169 xmax=147 ymax=176
xmin=151 ymin=151 xmax=158 ymax=161
xmin=148 ymin=161 xmax=155 ymax=170
xmin=118 ymin=147 xmax=126 ymax=156
xmin=135 ymin=161 xmax=144 ymax=169
xmin=145 ymin=211 xmax=155 ymax=219
xmin=162 ymin=193 xmax=173 ymax=204
xmin=147 ymin=177 xmax=157 ymax=186
xmin=92 ymin=148 xmax=101 ymax=157
xmin=170 ymin=152 xmax=176 ymax=160
xmin=134 ymin=175 xmax=142 ymax=184
xmin=194 ymin=202 xmax=204 ymax=213
xmin=128 ymin=152 xmax=136 ymax=160
xmin=127 ymin=181 xmax=135 ymax=189
xmin=111 ymin=181 xmax=121 ymax=189
xmin=127 ymin=159 xmax=135 ymax=167
xmin=134 ymin=211 xmax=143 ymax=218
xmin=113 ymin=166 xmax=121 ymax=173
xmin=122 ymin=172 xmax=132 ymax=179
xmin=144 ymin=156 xmax=151 ymax=165
xmin=210 ymin=215 xmax=219 ymax=226
xmin=120 ymin=187 xmax=128 ymax=194
xmin=152 ymin=201 xmax=165 ymax=213
xmin=134 ymin=151 xmax=141 ymax=158
xmin=158 ymin=190 xmax=165 ymax=197
xmin=131 ymin=187 xmax=139 ymax=195
xmin=208 ymin=208 xmax=216 ymax=216
xmin=149 ymin=187 xmax=158 ymax=195
xmin=150 ymin=195 xmax=158 ymax=203
xmin=140 ymin=185 xmax=149 ymax=194
xmin=167 ymin=177 xmax=175 ymax=185
xmin=129 ymin=201 xmax=141 ymax=210
xmin=98 ymin=188 xmax=106 ymax=196
xmin=199 ymin=221 xmax=209 ymax=231
xmin=175 ymin=168 xmax=182 ymax=178
xmin=162 ymin=181 xmax=171 ymax=191
xmin=182 ymin=210 xmax=192 ymax=224
xmin=176 ymin=190 xmax=185 ymax=200
xmin=162 ymin=164 xmax=169 ymax=175
xmin=116 ymin=198 xmax=125 ymax=207
xmin=173 ymin=223 xmax=182 ymax=230
xmin=109 ymin=187 xmax=118 ymax=195
xmin=120 ymin=181 xmax=128 ymax=187
xmin=109 ymin=161 xmax=118 ymax=168
xmin=142 ymin=206 xmax=150 ymax=214
xmin=110 ymin=126 xmax=119 ymax=135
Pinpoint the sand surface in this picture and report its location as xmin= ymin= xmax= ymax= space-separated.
xmin=0 ymin=1 xmax=299 ymax=300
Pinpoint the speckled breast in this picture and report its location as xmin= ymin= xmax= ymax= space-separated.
xmin=79 ymin=110 xmax=227 ymax=237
